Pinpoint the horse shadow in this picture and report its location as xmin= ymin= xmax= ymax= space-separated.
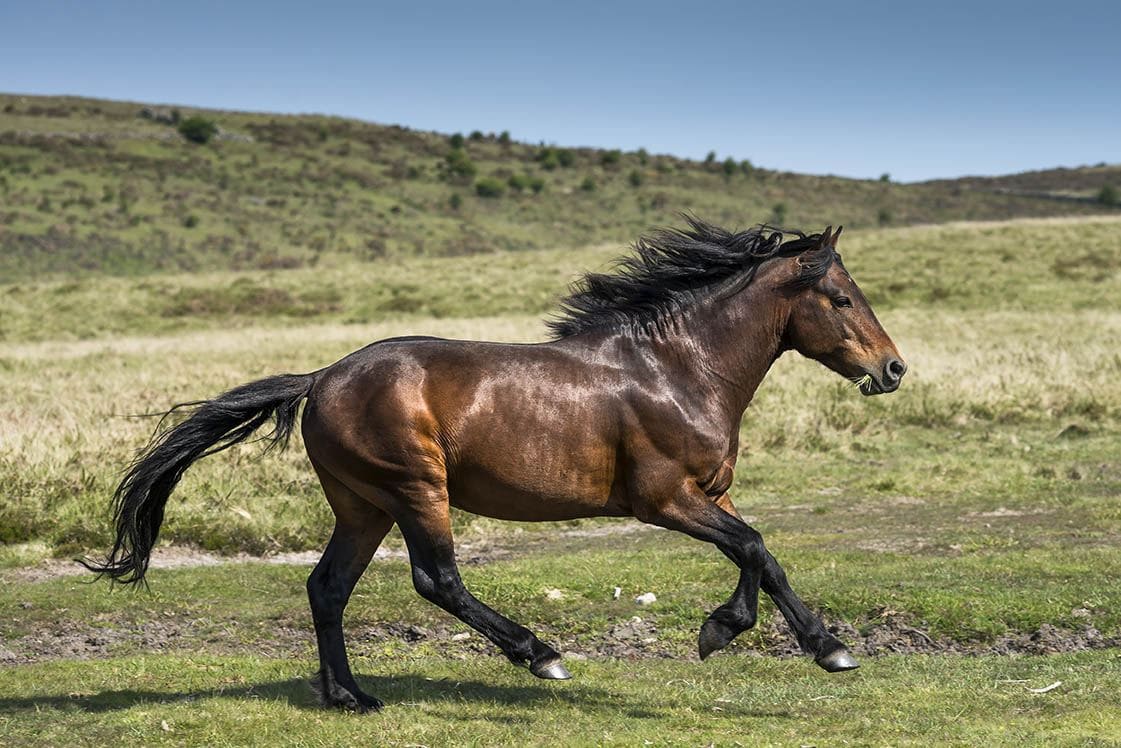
xmin=0 ymin=671 xmax=791 ymax=721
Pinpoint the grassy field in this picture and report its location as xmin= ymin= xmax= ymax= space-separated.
xmin=2 ymin=215 xmax=1120 ymax=744
xmin=2 ymin=93 xmax=1119 ymax=281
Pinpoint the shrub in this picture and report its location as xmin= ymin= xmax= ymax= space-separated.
xmin=722 ymin=157 xmax=737 ymax=178
xmin=1098 ymin=185 xmax=1119 ymax=206
xmin=508 ymin=173 xmax=532 ymax=192
xmin=475 ymin=177 xmax=506 ymax=198
xmin=469 ymin=130 xmax=484 ymax=141
xmin=537 ymin=148 xmax=560 ymax=170
xmin=183 ymin=214 xmax=199 ymax=228
xmin=878 ymin=208 xmax=893 ymax=226
xmin=880 ymin=172 xmax=891 ymax=183
xmin=580 ymin=175 xmax=596 ymax=192
xmin=498 ymin=130 xmax=511 ymax=145
xmin=556 ymin=149 xmax=575 ymax=168
xmin=600 ymin=149 xmax=622 ymax=167
xmin=740 ymin=159 xmax=754 ymax=175
xmin=449 ymin=132 xmax=465 ymax=149
xmin=178 ymin=116 xmax=218 ymax=144
xmin=771 ymin=202 xmax=787 ymax=225
xmin=637 ymin=148 xmax=649 ymax=165
xmin=445 ymin=148 xmax=477 ymax=180
xmin=628 ymin=169 xmax=644 ymax=187
xmin=448 ymin=193 xmax=463 ymax=210
xmin=705 ymin=151 xmax=716 ymax=165
xmin=528 ymin=176 xmax=545 ymax=194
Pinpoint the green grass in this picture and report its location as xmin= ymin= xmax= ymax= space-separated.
xmin=2 ymin=93 xmax=1118 ymax=281
xmin=2 ymin=654 xmax=1120 ymax=746
xmin=2 ymin=213 xmax=1121 ymax=743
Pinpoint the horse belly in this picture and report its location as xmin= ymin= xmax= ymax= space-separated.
xmin=446 ymin=434 xmax=625 ymax=521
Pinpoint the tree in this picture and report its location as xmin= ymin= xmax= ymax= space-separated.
xmin=722 ymin=157 xmax=737 ymax=178
xmin=449 ymin=132 xmax=465 ymax=149
xmin=1098 ymin=185 xmax=1119 ymax=206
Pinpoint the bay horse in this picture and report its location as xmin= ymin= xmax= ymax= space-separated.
xmin=85 ymin=218 xmax=906 ymax=712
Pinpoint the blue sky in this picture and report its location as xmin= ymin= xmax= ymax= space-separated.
xmin=2 ymin=0 xmax=1118 ymax=181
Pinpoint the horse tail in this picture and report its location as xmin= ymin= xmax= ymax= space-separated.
xmin=80 ymin=373 xmax=317 ymax=585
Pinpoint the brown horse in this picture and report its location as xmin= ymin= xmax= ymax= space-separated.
xmin=86 ymin=218 xmax=906 ymax=712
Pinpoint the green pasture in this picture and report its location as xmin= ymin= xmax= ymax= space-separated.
xmin=1 ymin=215 xmax=1120 ymax=743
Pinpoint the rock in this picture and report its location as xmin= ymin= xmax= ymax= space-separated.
xmin=404 ymin=624 xmax=430 ymax=642
xmin=634 ymin=592 xmax=657 ymax=606
xmin=450 ymin=632 xmax=471 ymax=642
xmin=545 ymin=588 xmax=565 ymax=601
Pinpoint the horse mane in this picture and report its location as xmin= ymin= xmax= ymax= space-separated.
xmin=547 ymin=216 xmax=836 ymax=338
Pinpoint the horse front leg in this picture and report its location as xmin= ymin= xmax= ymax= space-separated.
xmin=640 ymin=491 xmax=857 ymax=671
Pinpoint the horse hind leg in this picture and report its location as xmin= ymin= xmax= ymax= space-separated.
xmin=307 ymin=461 xmax=396 ymax=712
xmin=393 ymin=484 xmax=571 ymax=680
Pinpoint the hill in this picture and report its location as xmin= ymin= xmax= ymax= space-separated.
xmin=1 ymin=92 xmax=1118 ymax=280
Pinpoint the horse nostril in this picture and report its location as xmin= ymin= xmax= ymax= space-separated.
xmin=885 ymin=358 xmax=907 ymax=384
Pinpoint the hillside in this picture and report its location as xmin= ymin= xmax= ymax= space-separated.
xmin=1 ymin=93 xmax=1118 ymax=280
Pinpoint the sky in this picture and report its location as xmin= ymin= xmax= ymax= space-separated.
xmin=2 ymin=0 xmax=1118 ymax=182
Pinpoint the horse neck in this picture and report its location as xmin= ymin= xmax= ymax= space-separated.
xmin=660 ymin=282 xmax=789 ymax=421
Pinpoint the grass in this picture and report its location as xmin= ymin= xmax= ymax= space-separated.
xmin=2 ymin=93 xmax=1118 ymax=281
xmin=2 ymin=214 xmax=1120 ymax=743
xmin=3 ymin=654 xmax=1120 ymax=746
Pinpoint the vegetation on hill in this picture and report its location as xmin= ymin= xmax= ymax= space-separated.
xmin=1 ymin=93 xmax=1117 ymax=281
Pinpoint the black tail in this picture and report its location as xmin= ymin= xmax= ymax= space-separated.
xmin=81 ymin=373 xmax=316 ymax=585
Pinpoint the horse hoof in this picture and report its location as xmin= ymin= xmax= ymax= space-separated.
xmin=531 ymin=659 xmax=572 ymax=680
xmin=816 ymin=648 xmax=860 ymax=673
xmin=698 ymin=618 xmax=736 ymax=661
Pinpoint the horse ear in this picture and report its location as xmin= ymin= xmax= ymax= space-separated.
xmin=819 ymin=226 xmax=833 ymax=247
xmin=831 ymin=226 xmax=843 ymax=248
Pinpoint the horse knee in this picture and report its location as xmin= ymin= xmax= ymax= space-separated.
xmin=307 ymin=569 xmax=346 ymax=622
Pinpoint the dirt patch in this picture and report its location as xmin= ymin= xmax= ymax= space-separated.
xmin=4 ymin=609 xmax=1116 ymax=668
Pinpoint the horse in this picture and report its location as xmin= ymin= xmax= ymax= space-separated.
xmin=84 ymin=218 xmax=907 ymax=712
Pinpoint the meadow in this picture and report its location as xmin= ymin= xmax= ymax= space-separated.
xmin=1 ymin=215 xmax=1120 ymax=745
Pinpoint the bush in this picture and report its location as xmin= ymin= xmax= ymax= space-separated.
xmin=475 ymin=177 xmax=506 ymax=198
xmin=580 ymin=175 xmax=596 ymax=192
xmin=449 ymin=132 xmax=465 ymax=149
xmin=498 ymin=130 xmax=511 ymax=145
xmin=705 ymin=151 xmax=716 ymax=165
xmin=637 ymin=148 xmax=649 ymax=165
xmin=740 ymin=159 xmax=754 ymax=175
xmin=600 ymin=149 xmax=622 ymax=167
xmin=508 ymin=173 xmax=532 ymax=192
xmin=628 ymin=169 xmax=644 ymax=187
xmin=469 ymin=130 xmax=484 ymax=141
xmin=880 ymin=172 xmax=891 ymax=183
xmin=528 ymin=176 xmax=545 ymax=194
xmin=445 ymin=148 xmax=477 ymax=180
xmin=1098 ymin=185 xmax=1119 ymax=206
xmin=178 ymin=116 xmax=218 ymax=144
xmin=448 ymin=193 xmax=463 ymax=210
xmin=878 ymin=208 xmax=893 ymax=226
xmin=537 ymin=148 xmax=560 ymax=170
xmin=722 ymin=157 xmax=737 ymax=178
xmin=183 ymin=214 xmax=200 ymax=228
xmin=771 ymin=202 xmax=787 ymax=225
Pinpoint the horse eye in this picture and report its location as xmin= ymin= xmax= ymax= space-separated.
xmin=832 ymin=296 xmax=852 ymax=309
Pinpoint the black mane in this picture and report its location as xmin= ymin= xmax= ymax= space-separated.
xmin=548 ymin=216 xmax=835 ymax=338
